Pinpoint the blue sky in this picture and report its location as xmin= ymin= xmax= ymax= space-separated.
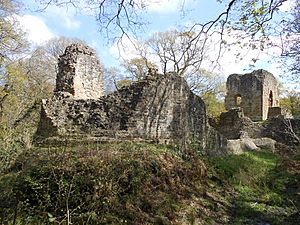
xmin=18 ymin=0 xmax=295 ymax=87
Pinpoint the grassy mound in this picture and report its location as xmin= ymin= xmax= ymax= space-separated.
xmin=0 ymin=143 xmax=217 ymax=224
xmin=0 ymin=143 xmax=299 ymax=224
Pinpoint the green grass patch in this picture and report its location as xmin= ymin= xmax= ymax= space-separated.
xmin=208 ymin=150 xmax=300 ymax=225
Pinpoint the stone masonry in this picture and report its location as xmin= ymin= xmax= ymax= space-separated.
xmin=225 ymin=69 xmax=279 ymax=121
xmin=55 ymin=43 xmax=104 ymax=99
xmin=35 ymin=44 xmax=221 ymax=150
xmin=36 ymin=73 xmax=218 ymax=149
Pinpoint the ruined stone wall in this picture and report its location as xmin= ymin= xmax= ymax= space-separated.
xmin=225 ymin=69 xmax=279 ymax=121
xmin=263 ymin=117 xmax=300 ymax=146
xmin=212 ymin=108 xmax=263 ymax=140
xmin=262 ymin=74 xmax=279 ymax=119
xmin=55 ymin=43 xmax=104 ymax=99
xmin=36 ymin=73 xmax=219 ymax=150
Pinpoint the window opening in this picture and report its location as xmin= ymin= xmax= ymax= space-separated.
xmin=269 ymin=91 xmax=273 ymax=107
xmin=235 ymin=94 xmax=242 ymax=106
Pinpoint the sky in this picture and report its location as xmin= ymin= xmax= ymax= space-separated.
xmin=18 ymin=0 xmax=295 ymax=88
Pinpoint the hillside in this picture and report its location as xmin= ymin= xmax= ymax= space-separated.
xmin=0 ymin=143 xmax=299 ymax=224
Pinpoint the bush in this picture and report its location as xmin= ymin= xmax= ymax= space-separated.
xmin=1 ymin=142 xmax=207 ymax=224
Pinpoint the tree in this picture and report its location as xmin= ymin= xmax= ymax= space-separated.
xmin=103 ymin=66 xmax=121 ymax=94
xmin=22 ymin=36 xmax=87 ymax=87
xmin=35 ymin=1 xmax=290 ymax=58
xmin=36 ymin=0 xmax=149 ymax=39
xmin=280 ymin=90 xmax=300 ymax=118
xmin=201 ymin=91 xmax=226 ymax=118
xmin=35 ymin=1 xmax=294 ymax=81
xmin=126 ymin=29 xmax=224 ymax=95
xmin=280 ymin=1 xmax=300 ymax=80
xmin=145 ymin=30 xmax=207 ymax=76
xmin=0 ymin=0 xmax=27 ymax=64
xmin=0 ymin=36 xmax=85 ymax=153
xmin=122 ymin=57 xmax=157 ymax=80
xmin=0 ymin=63 xmax=38 ymax=166
xmin=187 ymin=69 xmax=225 ymax=96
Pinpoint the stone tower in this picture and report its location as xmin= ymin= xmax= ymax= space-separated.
xmin=55 ymin=43 xmax=104 ymax=99
xmin=225 ymin=69 xmax=279 ymax=121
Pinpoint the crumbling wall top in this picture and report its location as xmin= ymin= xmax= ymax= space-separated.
xmin=55 ymin=43 xmax=104 ymax=99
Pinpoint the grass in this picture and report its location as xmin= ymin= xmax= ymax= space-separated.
xmin=0 ymin=142 xmax=299 ymax=224
xmin=208 ymin=150 xmax=300 ymax=225
xmin=0 ymin=142 xmax=211 ymax=224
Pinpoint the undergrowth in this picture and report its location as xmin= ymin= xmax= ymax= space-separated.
xmin=0 ymin=143 xmax=299 ymax=224
xmin=0 ymin=142 xmax=213 ymax=224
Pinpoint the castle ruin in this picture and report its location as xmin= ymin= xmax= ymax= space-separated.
xmin=35 ymin=43 xmax=220 ymax=150
xmin=225 ymin=69 xmax=279 ymax=121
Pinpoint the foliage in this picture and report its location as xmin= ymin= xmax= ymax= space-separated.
xmin=201 ymin=91 xmax=226 ymax=118
xmin=0 ymin=143 xmax=209 ymax=224
xmin=1 ymin=143 xmax=299 ymax=224
xmin=0 ymin=0 xmax=27 ymax=64
xmin=280 ymin=90 xmax=300 ymax=117
xmin=0 ymin=63 xmax=42 ymax=172
xmin=116 ymin=78 xmax=132 ymax=89
xmin=0 ymin=36 xmax=86 ymax=172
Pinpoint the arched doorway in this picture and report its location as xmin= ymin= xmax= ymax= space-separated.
xmin=269 ymin=91 xmax=273 ymax=107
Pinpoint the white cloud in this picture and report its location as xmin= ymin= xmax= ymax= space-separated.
xmin=110 ymin=36 xmax=140 ymax=60
xmin=145 ymin=0 xmax=190 ymax=13
xmin=279 ymin=0 xmax=295 ymax=12
xmin=16 ymin=15 xmax=56 ymax=45
xmin=44 ymin=5 xmax=81 ymax=30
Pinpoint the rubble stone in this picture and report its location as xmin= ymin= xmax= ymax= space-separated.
xmin=267 ymin=107 xmax=293 ymax=119
xmin=213 ymin=108 xmax=263 ymax=139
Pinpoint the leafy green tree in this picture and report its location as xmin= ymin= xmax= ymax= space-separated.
xmin=0 ymin=63 xmax=37 ymax=171
xmin=201 ymin=90 xmax=226 ymax=118
xmin=0 ymin=36 xmax=85 ymax=129
xmin=0 ymin=36 xmax=86 ymax=170
xmin=280 ymin=90 xmax=300 ymax=117
xmin=0 ymin=0 xmax=27 ymax=64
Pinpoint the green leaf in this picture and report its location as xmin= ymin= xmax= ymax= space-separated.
xmin=48 ymin=213 xmax=56 ymax=222
xmin=49 ymin=217 xmax=56 ymax=222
